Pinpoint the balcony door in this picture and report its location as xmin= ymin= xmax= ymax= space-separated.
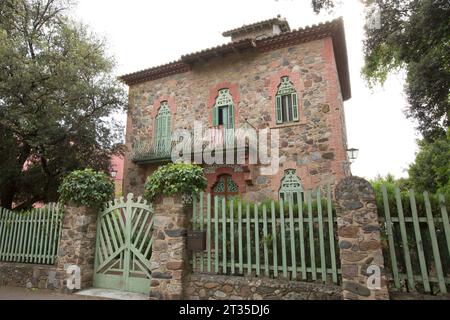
xmin=155 ymin=102 xmax=171 ymax=156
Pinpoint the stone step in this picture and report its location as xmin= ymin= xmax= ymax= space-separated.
xmin=75 ymin=288 xmax=150 ymax=300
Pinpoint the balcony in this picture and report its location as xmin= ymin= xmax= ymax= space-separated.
xmin=131 ymin=126 xmax=257 ymax=165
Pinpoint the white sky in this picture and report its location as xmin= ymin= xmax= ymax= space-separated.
xmin=70 ymin=0 xmax=420 ymax=180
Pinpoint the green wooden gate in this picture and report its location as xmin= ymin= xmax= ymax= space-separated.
xmin=93 ymin=194 xmax=154 ymax=295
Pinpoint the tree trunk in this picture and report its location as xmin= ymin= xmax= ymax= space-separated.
xmin=0 ymin=184 xmax=16 ymax=210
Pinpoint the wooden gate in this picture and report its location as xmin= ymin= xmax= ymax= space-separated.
xmin=93 ymin=194 xmax=154 ymax=294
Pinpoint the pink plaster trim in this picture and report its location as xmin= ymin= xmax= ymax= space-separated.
xmin=207 ymin=82 xmax=240 ymax=126
xmin=322 ymin=37 xmax=349 ymax=183
xmin=151 ymin=95 xmax=177 ymax=119
xmin=150 ymin=95 xmax=177 ymax=130
xmin=205 ymin=167 xmax=247 ymax=194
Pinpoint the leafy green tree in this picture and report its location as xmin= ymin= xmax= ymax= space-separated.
xmin=0 ymin=0 xmax=126 ymax=209
xmin=408 ymin=133 xmax=450 ymax=197
xmin=312 ymin=0 xmax=450 ymax=141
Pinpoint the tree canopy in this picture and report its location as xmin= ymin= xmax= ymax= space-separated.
xmin=0 ymin=0 xmax=126 ymax=209
xmin=313 ymin=0 xmax=449 ymax=141
xmin=312 ymin=0 xmax=449 ymax=194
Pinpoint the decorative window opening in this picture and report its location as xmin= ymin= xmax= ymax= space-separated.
xmin=155 ymin=101 xmax=172 ymax=155
xmin=279 ymin=169 xmax=304 ymax=205
xmin=212 ymin=174 xmax=239 ymax=203
xmin=275 ymin=77 xmax=299 ymax=124
xmin=213 ymin=89 xmax=235 ymax=130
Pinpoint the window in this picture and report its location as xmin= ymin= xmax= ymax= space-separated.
xmin=155 ymin=101 xmax=171 ymax=155
xmin=212 ymin=174 xmax=239 ymax=203
xmin=276 ymin=77 xmax=299 ymax=124
xmin=213 ymin=89 xmax=235 ymax=129
xmin=279 ymin=169 xmax=304 ymax=205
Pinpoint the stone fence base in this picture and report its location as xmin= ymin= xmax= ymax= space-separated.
xmin=0 ymin=262 xmax=58 ymax=290
xmin=184 ymin=274 xmax=342 ymax=300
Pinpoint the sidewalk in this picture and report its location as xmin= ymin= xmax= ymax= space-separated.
xmin=0 ymin=286 xmax=105 ymax=300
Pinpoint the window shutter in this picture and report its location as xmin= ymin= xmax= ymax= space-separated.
xmin=292 ymin=93 xmax=299 ymax=122
xmin=228 ymin=105 xmax=235 ymax=129
xmin=213 ymin=106 xmax=219 ymax=127
xmin=276 ymin=95 xmax=283 ymax=124
xmin=164 ymin=114 xmax=171 ymax=152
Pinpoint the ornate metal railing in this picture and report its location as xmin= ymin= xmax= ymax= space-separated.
xmin=132 ymin=126 xmax=257 ymax=164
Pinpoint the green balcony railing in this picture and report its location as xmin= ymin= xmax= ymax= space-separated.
xmin=132 ymin=127 xmax=257 ymax=164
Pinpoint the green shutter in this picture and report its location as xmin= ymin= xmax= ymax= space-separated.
xmin=276 ymin=96 xmax=283 ymax=124
xmin=155 ymin=104 xmax=171 ymax=154
xmin=228 ymin=105 xmax=235 ymax=129
xmin=213 ymin=106 xmax=219 ymax=127
xmin=292 ymin=93 xmax=299 ymax=122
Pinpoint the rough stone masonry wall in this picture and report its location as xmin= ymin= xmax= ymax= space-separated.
xmin=335 ymin=177 xmax=390 ymax=300
xmin=184 ymin=274 xmax=342 ymax=300
xmin=0 ymin=262 xmax=58 ymax=289
xmin=150 ymin=196 xmax=190 ymax=300
xmin=123 ymin=37 xmax=350 ymax=200
xmin=55 ymin=204 xmax=98 ymax=292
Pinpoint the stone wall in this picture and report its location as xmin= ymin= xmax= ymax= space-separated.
xmin=123 ymin=36 xmax=351 ymax=200
xmin=55 ymin=204 xmax=98 ymax=293
xmin=184 ymin=274 xmax=342 ymax=300
xmin=0 ymin=262 xmax=57 ymax=289
xmin=149 ymin=196 xmax=190 ymax=300
xmin=335 ymin=177 xmax=390 ymax=300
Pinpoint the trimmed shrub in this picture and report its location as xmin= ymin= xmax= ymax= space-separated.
xmin=58 ymin=168 xmax=114 ymax=208
xmin=144 ymin=163 xmax=207 ymax=201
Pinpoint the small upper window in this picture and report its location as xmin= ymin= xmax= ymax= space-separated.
xmin=275 ymin=77 xmax=299 ymax=124
xmin=279 ymin=169 xmax=304 ymax=205
xmin=213 ymin=89 xmax=235 ymax=129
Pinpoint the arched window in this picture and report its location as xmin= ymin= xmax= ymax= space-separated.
xmin=279 ymin=169 xmax=304 ymax=204
xmin=212 ymin=89 xmax=235 ymax=130
xmin=155 ymin=101 xmax=171 ymax=155
xmin=212 ymin=174 xmax=239 ymax=203
xmin=275 ymin=76 xmax=299 ymax=124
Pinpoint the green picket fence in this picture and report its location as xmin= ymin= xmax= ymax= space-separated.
xmin=379 ymin=186 xmax=450 ymax=294
xmin=0 ymin=204 xmax=63 ymax=265
xmin=191 ymin=186 xmax=340 ymax=284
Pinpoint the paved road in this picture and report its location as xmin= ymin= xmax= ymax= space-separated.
xmin=0 ymin=286 xmax=104 ymax=300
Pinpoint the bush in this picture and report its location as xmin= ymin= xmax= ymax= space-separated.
xmin=144 ymin=163 xmax=207 ymax=201
xmin=58 ymin=168 xmax=114 ymax=208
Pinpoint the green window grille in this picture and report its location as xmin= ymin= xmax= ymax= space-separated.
xmin=213 ymin=176 xmax=226 ymax=193
xmin=155 ymin=101 xmax=171 ymax=156
xmin=227 ymin=177 xmax=239 ymax=193
xmin=212 ymin=174 xmax=239 ymax=203
xmin=279 ymin=169 xmax=304 ymax=204
xmin=275 ymin=77 xmax=299 ymax=124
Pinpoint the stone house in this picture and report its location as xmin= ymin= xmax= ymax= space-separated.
xmin=120 ymin=16 xmax=352 ymax=202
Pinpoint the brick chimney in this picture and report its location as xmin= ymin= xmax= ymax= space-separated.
xmin=222 ymin=15 xmax=291 ymax=42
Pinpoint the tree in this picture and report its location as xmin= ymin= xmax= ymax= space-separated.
xmin=408 ymin=133 xmax=450 ymax=197
xmin=312 ymin=0 xmax=450 ymax=141
xmin=0 ymin=0 xmax=126 ymax=209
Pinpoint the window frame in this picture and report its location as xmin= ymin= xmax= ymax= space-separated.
xmin=275 ymin=77 xmax=299 ymax=125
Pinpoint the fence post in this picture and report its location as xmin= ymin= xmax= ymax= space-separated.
xmin=149 ymin=195 xmax=190 ymax=300
xmin=335 ymin=177 xmax=390 ymax=300
xmin=55 ymin=204 xmax=98 ymax=293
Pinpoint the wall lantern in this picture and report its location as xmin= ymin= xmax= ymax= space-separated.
xmin=347 ymin=148 xmax=359 ymax=163
xmin=111 ymin=170 xmax=118 ymax=178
